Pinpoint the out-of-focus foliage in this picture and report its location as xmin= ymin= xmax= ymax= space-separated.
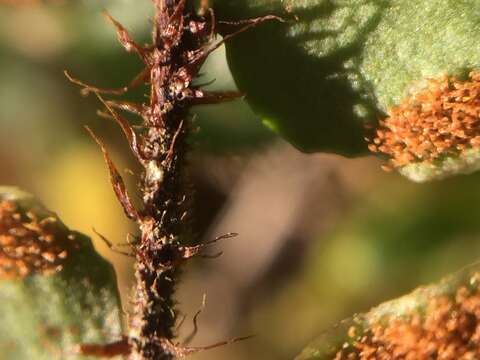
xmin=241 ymin=170 xmax=480 ymax=359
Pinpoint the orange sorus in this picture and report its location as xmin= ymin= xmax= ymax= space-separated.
xmin=370 ymin=71 xmax=480 ymax=170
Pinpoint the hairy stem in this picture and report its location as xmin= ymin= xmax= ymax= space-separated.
xmin=68 ymin=1 xmax=278 ymax=358
xmin=128 ymin=1 xmax=203 ymax=359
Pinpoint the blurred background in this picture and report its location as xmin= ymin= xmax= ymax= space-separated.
xmin=1 ymin=1 xmax=480 ymax=359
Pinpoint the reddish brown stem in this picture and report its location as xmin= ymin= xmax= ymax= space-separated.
xmin=67 ymin=1 xmax=281 ymax=359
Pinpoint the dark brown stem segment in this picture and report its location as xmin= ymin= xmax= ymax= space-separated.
xmin=67 ymin=1 xmax=283 ymax=358
xmin=70 ymin=0 xmax=217 ymax=357
xmin=126 ymin=3 xmax=280 ymax=357
xmin=128 ymin=1 xmax=205 ymax=359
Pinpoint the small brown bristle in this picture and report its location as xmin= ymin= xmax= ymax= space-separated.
xmin=334 ymin=274 xmax=480 ymax=359
xmin=370 ymin=71 xmax=480 ymax=169
xmin=0 ymin=200 xmax=75 ymax=279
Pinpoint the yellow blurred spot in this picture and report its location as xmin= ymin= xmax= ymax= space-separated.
xmin=37 ymin=143 xmax=134 ymax=309
xmin=0 ymin=5 xmax=68 ymax=60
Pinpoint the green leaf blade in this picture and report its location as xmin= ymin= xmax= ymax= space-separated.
xmin=295 ymin=262 xmax=480 ymax=360
xmin=0 ymin=187 xmax=124 ymax=359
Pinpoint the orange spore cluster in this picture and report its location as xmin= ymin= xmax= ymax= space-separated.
xmin=335 ymin=278 xmax=480 ymax=359
xmin=369 ymin=71 xmax=480 ymax=170
xmin=0 ymin=199 xmax=73 ymax=279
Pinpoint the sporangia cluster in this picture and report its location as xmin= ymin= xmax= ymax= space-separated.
xmin=335 ymin=274 xmax=480 ymax=359
xmin=369 ymin=71 xmax=480 ymax=170
xmin=0 ymin=199 xmax=74 ymax=279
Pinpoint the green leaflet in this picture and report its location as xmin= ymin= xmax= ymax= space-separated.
xmin=216 ymin=0 xmax=384 ymax=155
xmin=295 ymin=261 xmax=480 ymax=359
xmin=215 ymin=0 xmax=480 ymax=167
xmin=0 ymin=187 xmax=123 ymax=360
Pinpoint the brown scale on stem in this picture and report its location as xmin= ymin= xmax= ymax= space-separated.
xmin=66 ymin=0 xmax=282 ymax=359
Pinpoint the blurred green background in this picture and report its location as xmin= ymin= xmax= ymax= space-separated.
xmin=1 ymin=1 xmax=480 ymax=359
